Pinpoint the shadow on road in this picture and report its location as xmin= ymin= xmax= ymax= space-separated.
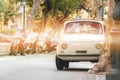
xmin=62 ymin=68 xmax=89 ymax=72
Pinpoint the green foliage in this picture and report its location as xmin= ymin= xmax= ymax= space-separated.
xmin=14 ymin=0 xmax=86 ymax=20
xmin=46 ymin=0 xmax=85 ymax=18
xmin=0 ymin=28 xmax=17 ymax=35
xmin=15 ymin=0 xmax=33 ymax=7
xmin=0 ymin=0 xmax=6 ymax=13
xmin=0 ymin=0 xmax=7 ymax=20
xmin=0 ymin=0 xmax=33 ymax=25
xmin=26 ymin=0 xmax=33 ymax=7
xmin=1 ymin=0 xmax=20 ymax=25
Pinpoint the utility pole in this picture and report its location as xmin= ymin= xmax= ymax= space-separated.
xmin=22 ymin=0 xmax=26 ymax=30
xmin=102 ymin=0 xmax=104 ymax=21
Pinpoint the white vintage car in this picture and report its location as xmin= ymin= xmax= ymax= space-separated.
xmin=56 ymin=20 xmax=105 ymax=70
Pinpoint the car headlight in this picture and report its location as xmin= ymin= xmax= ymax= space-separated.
xmin=61 ymin=43 xmax=68 ymax=49
xmin=95 ymin=43 xmax=103 ymax=50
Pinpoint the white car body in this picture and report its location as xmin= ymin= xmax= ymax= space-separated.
xmin=56 ymin=20 xmax=105 ymax=62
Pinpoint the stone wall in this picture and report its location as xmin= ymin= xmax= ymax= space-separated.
xmin=0 ymin=43 xmax=11 ymax=56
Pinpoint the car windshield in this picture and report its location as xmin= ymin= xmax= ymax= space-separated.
xmin=64 ymin=21 xmax=103 ymax=34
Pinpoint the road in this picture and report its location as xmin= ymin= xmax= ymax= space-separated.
xmin=0 ymin=53 xmax=105 ymax=80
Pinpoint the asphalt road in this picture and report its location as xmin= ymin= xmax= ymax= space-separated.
xmin=0 ymin=53 xmax=105 ymax=80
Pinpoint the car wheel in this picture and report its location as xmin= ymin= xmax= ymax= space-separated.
xmin=20 ymin=53 xmax=25 ymax=56
xmin=29 ymin=48 xmax=34 ymax=54
xmin=56 ymin=55 xmax=64 ymax=70
xmin=24 ymin=50 xmax=29 ymax=54
xmin=12 ymin=48 xmax=17 ymax=56
xmin=64 ymin=61 xmax=69 ymax=69
xmin=20 ymin=50 xmax=25 ymax=56
xmin=27 ymin=51 xmax=30 ymax=54
xmin=31 ymin=51 xmax=34 ymax=54
xmin=9 ymin=52 xmax=13 ymax=55
xmin=13 ymin=52 xmax=17 ymax=56
xmin=9 ymin=53 xmax=12 ymax=56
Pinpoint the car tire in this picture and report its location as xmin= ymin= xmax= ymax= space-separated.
xmin=9 ymin=52 xmax=13 ymax=56
xmin=13 ymin=53 xmax=17 ymax=56
xmin=25 ymin=50 xmax=29 ymax=54
xmin=56 ymin=55 xmax=64 ymax=70
xmin=20 ymin=53 xmax=25 ymax=56
xmin=10 ymin=52 xmax=16 ymax=56
xmin=64 ymin=61 xmax=69 ymax=69
xmin=20 ymin=50 xmax=25 ymax=56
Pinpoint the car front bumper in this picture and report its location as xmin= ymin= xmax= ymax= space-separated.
xmin=57 ymin=54 xmax=100 ymax=62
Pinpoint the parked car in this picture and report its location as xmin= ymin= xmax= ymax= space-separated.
xmin=24 ymin=43 xmax=34 ymax=54
xmin=51 ymin=38 xmax=59 ymax=50
xmin=24 ymin=31 xmax=38 ymax=54
xmin=56 ymin=19 xmax=105 ymax=70
xmin=10 ymin=38 xmax=24 ymax=56
xmin=36 ymin=33 xmax=52 ymax=53
xmin=36 ymin=33 xmax=57 ymax=53
xmin=36 ymin=38 xmax=46 ymax=53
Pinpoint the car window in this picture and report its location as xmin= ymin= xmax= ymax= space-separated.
xmin=64 ymin=21 xmax=103 ymax=34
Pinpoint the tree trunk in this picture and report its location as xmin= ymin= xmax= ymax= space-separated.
xmin=27 ymin=0 xmax=44 ymax=29
xmin=94 ymin=0 xmax=102 ymax=20
xmin=30 ymin=0 xmax=44 ymax=19
xmin=88 ymin=0 xmax=115 ymax=74
xmin=41 ymin=0 xmax=52 ymax=32
xmin=41 ymin=9 xmax=47 ymax=32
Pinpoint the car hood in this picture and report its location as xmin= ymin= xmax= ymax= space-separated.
xmin=60 ymin=34 xmax=105 ymax=42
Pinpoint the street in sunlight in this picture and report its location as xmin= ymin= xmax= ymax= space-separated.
xmin=1 ymin=0 xmax=120 ymax=80
xmin=0 ymin=53 xmax=105 ymax=80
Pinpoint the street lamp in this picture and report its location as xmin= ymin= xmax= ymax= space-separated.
xmin=22 ymin=0 xmax=26 ymax=30
xmin=101 ymin=0 xmax=104 ymax=21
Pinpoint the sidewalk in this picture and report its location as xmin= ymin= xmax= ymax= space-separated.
xmin=86 ymin=74 xmax=106 ymax=80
